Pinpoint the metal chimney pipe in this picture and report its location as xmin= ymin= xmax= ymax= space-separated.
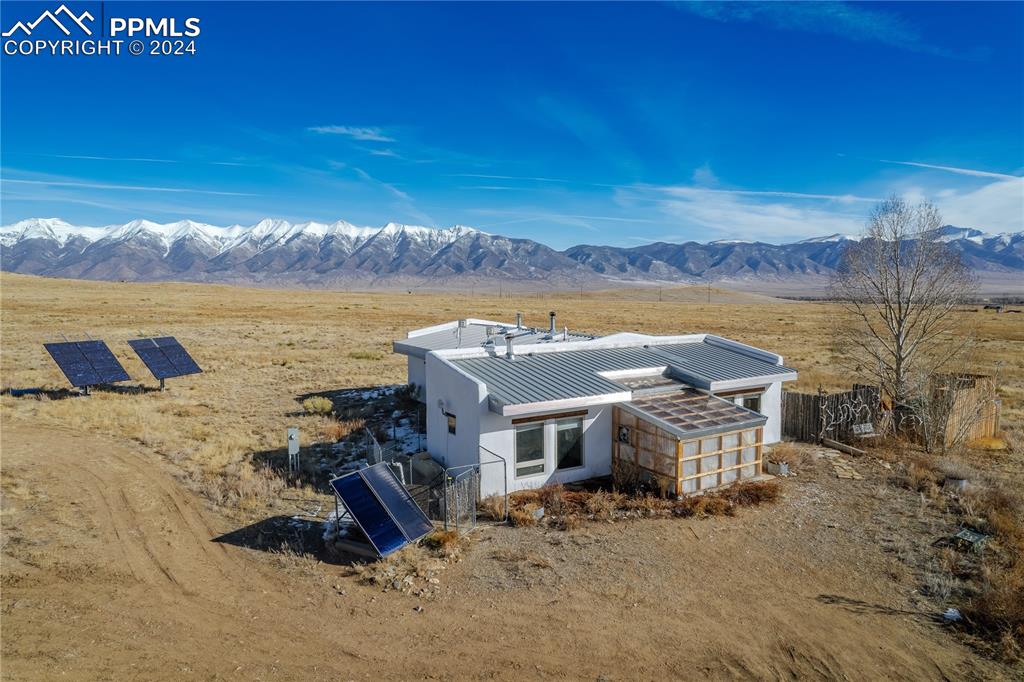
xmin=548 ymin=311 xmax=556 ymax=335
xmin=563 ymin=326 xmax=569 ymax=341
xmin=515 ymin=312 xmax=523 ymax=329
xmin=505 ymin=333 xmax=515 ymax=360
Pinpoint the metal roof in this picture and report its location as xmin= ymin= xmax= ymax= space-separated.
xmin=621 ymin=388 xmax=767 ymax=440
xmin=394 ymin=322 xmax=593 ymax=358
xmin=449 ymin=339 xmax=796 ymax=410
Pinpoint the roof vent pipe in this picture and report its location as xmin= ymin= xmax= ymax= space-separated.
xmin=516 ymin=312 xmax=523 ymax=329
xmin=505 ymin=333 xmax=515 ymax=360
xmin=549 ymin=311 xmax=557 ymax=335
xmin=563 ymin=326 xmax=569 ymax=342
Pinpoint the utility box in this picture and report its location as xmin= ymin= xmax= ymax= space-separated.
xmin=287 ymin=427 xmax=299 ymax=473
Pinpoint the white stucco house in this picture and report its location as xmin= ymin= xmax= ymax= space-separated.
xmin=395 ymin=320 xmax=797 ymax=498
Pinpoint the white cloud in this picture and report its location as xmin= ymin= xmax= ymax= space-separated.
xmin=880 ymin=159 xmax=1021 ymax=180
xmin=930 ymin=177 xmax=1024 ymax=233
xmin=691 ymin=163 xmax=719 ymax=187
xmin=3 ymin=177 xmax=255 ymax=197
xmin=308 ymin=125 xmax=395 ymax=142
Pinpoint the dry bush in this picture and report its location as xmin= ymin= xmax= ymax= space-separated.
xmin=558 ymin=514 xmax=583 ymax=531
xmin=766 ymin=442 xmax=807 ymax=469
xmin=963 ymin=559 xmax=1024 ymax=663
xmin=422 ymin=529 xmax=459 ymax=552
xmin=537 ymin=484 xmax=566 ymax=516
xmin=718 ymin=480 xmax=781 ymax=506
xmin=509 ymin=504 xmax=540 ymax=527
xmin=477 ymin=494 xmax=508 ymax=522
xmin=584 ymin=490 xmax=619 ymax=521
xmin=320 ymin=417 xmax=364 ymax=443
xmin=302 ymin=396 xmax=334 ymax=416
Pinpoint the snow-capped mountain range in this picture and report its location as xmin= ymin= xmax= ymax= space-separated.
xmin=1 ymin=217 xmax=1022 ymax=290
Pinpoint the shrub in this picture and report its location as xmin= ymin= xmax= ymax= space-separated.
xmin=348 ymin=350 xmax=384 ymax=361
xmin=767 ymin=442 xmax=807 ymax=469
xmin=478 ymin=494 xmax=508 ymax=522
xmin=509 ymin=503 xmax=540 ymax=527
xmin=718 ymin=480 xmax=781 ymax=506
xmin=320 ymin=417 xmax=363 ymax=442
xmin=422 ymin=529 xmax=459 ymax=551
xmin=302 ymin=396 xmax=334 ymax=415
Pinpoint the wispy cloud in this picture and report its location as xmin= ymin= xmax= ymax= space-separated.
xmin=351 ymin=167 xmax=411 ymax=201
xmin=447 ymin=173 xmax=570 ymax=183
xmin=308 ymin=125 xmax=395 ymax=142
xmin=7 ymin=152 xmax=256 ymax=167
xmin=3 ymin=177 xmax=255 ymax=197
xmin=656 ymin=186 xmax=879 ymax=203
xmin=674 ymin=1 xmax=987 ymax=60
xmin=880 ymin=159 xmax=1021 ymax=180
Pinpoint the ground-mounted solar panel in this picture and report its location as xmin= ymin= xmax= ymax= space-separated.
xmin=44 ymin=342 xmax=102 ymax=387
xmin=360 ymin=464 xmax=434 ymax=541
xmin=43 ymin=340 xmax=129 ymax=388
xmin=329 ymin=463 xmax=434 ymax=557
xmin=128 ymin=339 xmax=178 ymax=380
xmin=153 ymin=336 xmax=202 ymax=375
xmin=128 ymin=336 xmax=202 ymax=382
xmin=331 ymin=473 xmax=409 ymax=556
xmin=77 ymin=340 xmax=131 ymax=383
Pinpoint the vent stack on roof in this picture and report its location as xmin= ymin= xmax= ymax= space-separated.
xmin=549 ymin=311 xmax=556 ymax=335
xmin=516 ymin=312 xmax=524 ymax=329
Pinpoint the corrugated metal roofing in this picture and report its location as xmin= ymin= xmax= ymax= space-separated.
xmin=450 ymin=340 xmax=795 ymax=407
xmin=395 ymin=323 xmax=593 ymax=357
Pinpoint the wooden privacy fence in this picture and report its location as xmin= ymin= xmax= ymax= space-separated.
xmin=782 ymin=385 xmax=881 ymax=444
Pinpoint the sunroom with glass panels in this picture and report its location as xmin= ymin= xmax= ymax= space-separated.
xmin=612 ymin=388 xmax=767 ymax=496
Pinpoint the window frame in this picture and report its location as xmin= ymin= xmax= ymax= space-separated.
xmin=514 ymin=422 xmax=546 ymax=479
xmin=554 ymin=416 xmax=585 ymax=471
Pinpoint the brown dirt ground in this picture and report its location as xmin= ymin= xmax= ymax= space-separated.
xmin=2 ymin=423 xmax=1017 ymax=681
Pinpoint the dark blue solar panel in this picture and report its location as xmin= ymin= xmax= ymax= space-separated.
xmin=331 ymin=473 xmax=407 ymax=557
xmin=128 ymin=339 xmax=179 ymax=379
xmin=153 ymin=337 xmax=202 ymax=376
xmin=77 ymin=340 xmax=131 ymax=383
xmin=44 ymin=342 xmax=102 ymax=387
xmin=360 ymin=464 xmax=433 ymax=542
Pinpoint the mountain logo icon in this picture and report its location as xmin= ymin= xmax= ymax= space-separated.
xmin=2 ymin=4 xmax=94 ymax=37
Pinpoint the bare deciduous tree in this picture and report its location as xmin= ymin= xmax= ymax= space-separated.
xmin=830 ymin=195 xmax=976 ymax=432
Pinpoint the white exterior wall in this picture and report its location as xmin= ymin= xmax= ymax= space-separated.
xmin=406 ymin=355 xmax=426 ymax=400
xmin=718 ymin=380 xmax=783 ymax=445
xmin=478 ymin=405 xmax=612 ymax=497
xmin=424 ymin=354 xmax=484 ymax=472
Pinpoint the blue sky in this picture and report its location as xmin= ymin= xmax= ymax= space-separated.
xmin=1 ymin=1 xmax=1022 ymax=247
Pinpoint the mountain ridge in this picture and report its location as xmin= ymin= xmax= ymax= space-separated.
xmin=2 ymin=217 xmax=1022 ymax=291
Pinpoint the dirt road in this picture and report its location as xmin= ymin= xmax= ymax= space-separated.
xmin=1 ymin=424 xmax=1012 ymax=680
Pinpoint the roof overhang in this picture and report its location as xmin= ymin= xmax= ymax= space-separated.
xmin=490 ymin=391 xmax=632 ymax=417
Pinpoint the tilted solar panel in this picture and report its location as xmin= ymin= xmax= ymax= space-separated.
xmin=128 ymin=339 xmax=179 ymax=379
xmin=331 ymin=473 xmax=408 ymax=557
xmin=128 ymin=336 xmax=202 ymax=380
xmin=44 ymin=342 xmax=102 ymax=387
xmin=77 ymin=340 xmax=131 ymax=384
xmin=359 ymin=464 xmax=434 ymax=542
xmin=155 ymin=338 xmax=202 ymax=375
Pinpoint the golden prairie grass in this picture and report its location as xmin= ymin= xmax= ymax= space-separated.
xmin=2 ymin=272 xmax=1021 ymax=522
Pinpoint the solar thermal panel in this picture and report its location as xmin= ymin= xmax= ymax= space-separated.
xmin=331 ymin=473 xmax=408 ymax=557
xmin=359 ymin=464 xmax=433 ymax=542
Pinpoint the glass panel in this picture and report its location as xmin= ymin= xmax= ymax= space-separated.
xmin=742 ymin=430 xmax=757 ymax=445
xmin=682 ymin=459 xmax=697 ymax=477
xmin=722 ymin=468 xmax=738 ymax=484
xmin=743 ymin=395 xmax=762 ymax=413
xmin=741 ymin=447 xmax=758 ymax=463
xmin=683 ymin=441 xmax=699 ymax=457
xmin=741 ymin=464 xmax=756 ymax=478
xmin=682 ymin=478 xmax=698 ymax=494
xmin=701 ymin=454 xmax=719 ymax=473
xmin=447 ymin=414 xmax=456 ymax=435
xmin=515 ymin=423 xmax=545 ymax=477
xmin=722 ymin=433 xmax=740 ymax=449
xmin=722 ymin=451 xmax=739 ymax=468
xmin=555 ymin=418 xmax=583 ymax=470
xmin=701 ymin=437 xmax=720 ymax=453
xmin=699 ymin=473 xmax=718 ymax=490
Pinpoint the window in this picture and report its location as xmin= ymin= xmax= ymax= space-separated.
xmin=515 ymin=423 xmax=545 ymax=477
xmin=555 ymin=418 xmax=584 ymax=470
xmin=446 ymin=413 xmax=456 ymax=435
xmin=742 ymin=394 xmax=762 ymax=413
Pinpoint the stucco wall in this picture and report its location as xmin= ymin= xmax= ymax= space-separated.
xmin=407 ymin=355 xmax=426 ymax=400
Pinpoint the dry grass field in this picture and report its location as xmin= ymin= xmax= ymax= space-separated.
xmin=2 ymin=272 xmax=1023 ymax=679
